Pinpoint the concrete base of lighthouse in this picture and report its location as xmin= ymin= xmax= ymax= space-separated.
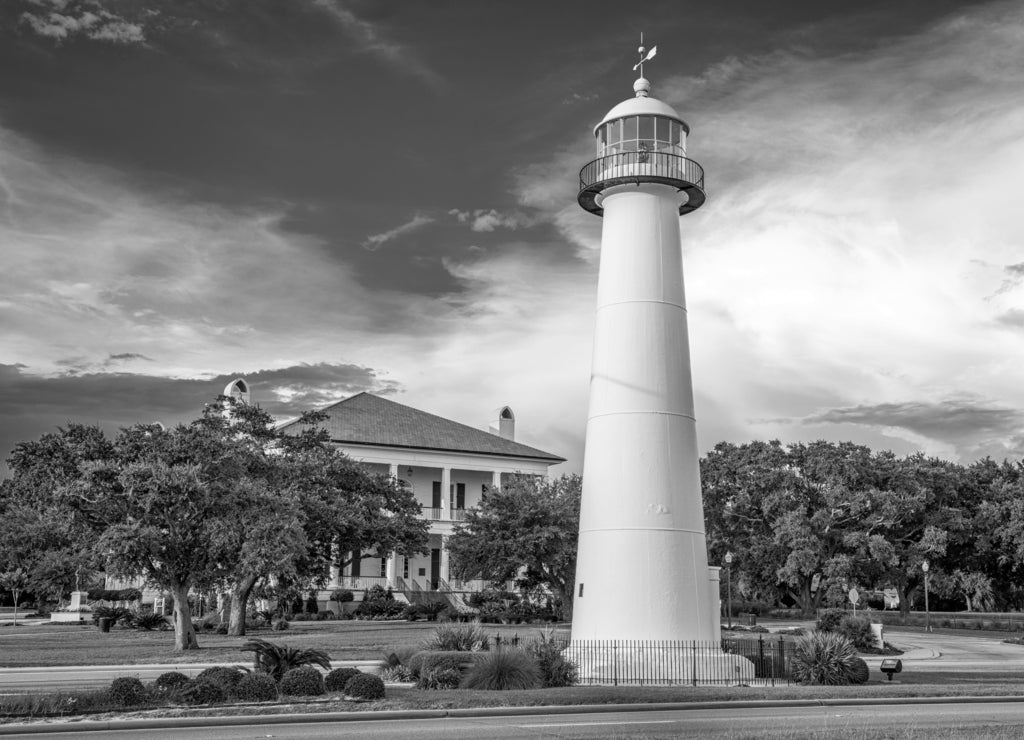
xmin=565 ymin=643 xmax=756 ymax=686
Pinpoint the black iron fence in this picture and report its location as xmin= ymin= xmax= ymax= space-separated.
xmin=494 ymin=634 xmax=793 ymax=686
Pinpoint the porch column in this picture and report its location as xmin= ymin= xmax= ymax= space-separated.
xmin=385 ymin=550 xmax=398 ymax=589
xmin=441 ymin=466 xmax=451 ymax=519
xmin=440 ymin=536 xmax=451 ymax=585
xmin=329 ymin=542 xmax=341 ymax=587
xmin=389 ymin=463 xmax=399 ymax=480
xmin=491 ymin=470 xmax=502 ymax=489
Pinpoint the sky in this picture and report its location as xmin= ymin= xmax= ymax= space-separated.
xmin=2 ymin=0 xmax=1023 ymax=475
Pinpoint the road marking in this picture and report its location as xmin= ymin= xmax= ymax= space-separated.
xmin=521 ymin=720 xmax=677 ymax=728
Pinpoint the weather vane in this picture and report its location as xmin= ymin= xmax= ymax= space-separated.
xmin=633 ymin=32 xmax=658 ymax=77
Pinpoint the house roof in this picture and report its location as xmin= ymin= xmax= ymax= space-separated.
xmin=278 ymin=392 xmax=565 ymax=463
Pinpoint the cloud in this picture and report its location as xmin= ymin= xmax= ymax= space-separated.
xmin=362 ymin=213 xmax=434 ymax=250
xmin=18 ymin=0 xmax=146 ymax=44
xmin=0 ymin=361 xmax=399 ymax=471
xmin=797 ymin=399 xmax=1024 ymax=461
xmin=448 ymin=208 xmax=534 ymax=233
xmin=310 ymin=0 xmax=444 ymax=89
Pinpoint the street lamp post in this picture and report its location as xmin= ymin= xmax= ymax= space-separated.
xmin=922 ymin=560 xmax=931 ymax=633
xmin=725 ymin=552 xmax=733 ymax=630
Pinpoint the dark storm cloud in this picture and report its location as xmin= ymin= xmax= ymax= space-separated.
xmin=0 ymin=362 xmax=399 ymax=473
xmin=801 ymin=399 xmax=1024 ymax=461
xmin=105 ymin=353 xmax=154 ymax=363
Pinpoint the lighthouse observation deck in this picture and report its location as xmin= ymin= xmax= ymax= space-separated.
xmin=578 ymin=150 xmax=706 ymax=216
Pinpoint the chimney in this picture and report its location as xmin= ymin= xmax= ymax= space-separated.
xmin=491 ymin=406 xmax=515 ymax=441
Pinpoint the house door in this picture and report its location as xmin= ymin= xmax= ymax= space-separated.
xmin=431 ymin=482 xmax=442 ymax=516
xmin=430 ymin=548 xmax=441 ymax=590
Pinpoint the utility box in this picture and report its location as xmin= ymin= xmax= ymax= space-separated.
xmin=740 ymin=612 xmax=757 ymax=626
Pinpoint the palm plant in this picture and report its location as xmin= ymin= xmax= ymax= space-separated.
xmin=791 ymin=631 xmax=857 ymax=685
xmin=241 ymin=638 xmax=331 ymax=682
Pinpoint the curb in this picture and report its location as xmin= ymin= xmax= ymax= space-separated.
xmin=4 ymin=696 xmax=1024 ymax=735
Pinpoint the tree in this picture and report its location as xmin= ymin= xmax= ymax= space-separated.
xmin=63 ymin=420 xmax=286 ymax=650
xmin=448 ymin=474 xmax=580 ymax=620
xmin=0 ymin=568 xmax=27 ymax=626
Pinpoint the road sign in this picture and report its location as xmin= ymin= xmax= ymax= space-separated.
xmin=849 ymin=588 xmax=860 ymax=605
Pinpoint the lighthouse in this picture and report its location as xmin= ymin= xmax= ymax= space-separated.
xmin=570 ymin=44 xmax=721 ymax=657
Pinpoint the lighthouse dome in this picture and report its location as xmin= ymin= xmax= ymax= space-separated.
xmin=596 ymin=79 xmax=689 ymax=135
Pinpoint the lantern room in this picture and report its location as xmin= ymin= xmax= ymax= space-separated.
xmin=595 ymin=78 xmax=688 ymax=158
xmin=578 ymin=77 xmax=706 ymax=217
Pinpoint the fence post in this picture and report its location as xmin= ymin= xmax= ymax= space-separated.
xmin=613 ymin=641 xmax=618 ymax=687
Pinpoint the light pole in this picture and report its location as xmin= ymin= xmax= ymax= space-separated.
xmin=922 ymin=560 xmax=931 ymax=633
xmin=725 ymin=552 xmax=733 ymax=630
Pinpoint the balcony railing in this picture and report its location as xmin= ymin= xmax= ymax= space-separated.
xmin=421 ymin=507 xmax=468 ymax=522
xmin=578 ymin=150 xmax=706 ymax=216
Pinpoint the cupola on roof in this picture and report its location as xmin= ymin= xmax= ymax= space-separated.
xmin=595 ymin=77 xmax=689 ymax=134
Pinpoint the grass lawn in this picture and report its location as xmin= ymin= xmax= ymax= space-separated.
xmin=0 ymin=620 xmax=565 ymax=667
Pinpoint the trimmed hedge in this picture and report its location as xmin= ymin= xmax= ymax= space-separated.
xmin=235 ymin=673 xmax=278 ymax=702
xmin=345 ymin=672 xmax=385 ymax=700
xmin=153 ymin=671 xmax=189 ymax=693
xmin=279 ymin=667 xmax=325 ymax=697
xmin=408 ymin=650 xmax=477 ymax=678
xmin=195 ymin=666 xmax=245 ymax=694
xmin=177 ymin=679 xmax=226 ymax=705
xmin=325 ymin=667 xmax=361 ymax=692
xmin=109 ymin=677 xmax=148 ymax=707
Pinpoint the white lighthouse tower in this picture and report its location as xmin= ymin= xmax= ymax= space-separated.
xmin=570 ymin=45 xmax=736 ymax=678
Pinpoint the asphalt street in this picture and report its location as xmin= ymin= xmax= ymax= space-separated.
xmin=5 ymin=701 xmax=1024 ymax=739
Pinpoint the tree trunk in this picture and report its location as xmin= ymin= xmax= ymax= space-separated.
xmin=228 ymin=574 xmax=258 ymax=636
xmin=170 ymin=582 xmax=198 ymax=650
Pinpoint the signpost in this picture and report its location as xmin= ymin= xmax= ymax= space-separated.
xmin=849 ymin=587 xmax=860 ymax=617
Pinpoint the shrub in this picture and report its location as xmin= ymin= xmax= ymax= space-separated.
xmin=422 ymin=620 xmax=491 ymax=652
xmin=305 ymin=594 xmax=319 ymax=614
xmin=527 ymin=629 xmax=577 ymax=688
xmin=838 ymin=614 xmax=874 ymax=650
xmin=215 ymin=625 xmax=228 ymax=635
xmin=195 ymin=666 xmax=245 ymax=694
xmin=345 ymin=672 xmax=385 ymax=699
xmin=385 ymin=646 xmax=420 ymax=669
xmin=242 ymin=638 xmax=332 ymax=682
xmin=235 ymin=672 xmax=278 ymax=702
xmin=815 ymin=608 xmax=848 ymax=633
xmin=330 ymin=588 xmax=354 ymax=603
xmin=134 ymin=612 xmax=168 ymax=631
xmin=317 ymin=611 xmax=337 ymax=621
xmin=325 ymin=667 xmax=361 ymax=692
xmin=279 ymin=666 xmax=325 ymax=697
xmin=847 ymin=656 xmax=870 ymax=684
xmin=461 ymin=649 xmax=542 ymax=691
xmin=408 ymin=651 xmax=475 ymax=679
xmin=109 ymin=677 xmax=147 ymax=707
xmin=380 ymin=665 xmax=415 ymax=682
xmin=791 ymin=632 xmax=857 ymax=685
xmin=92 ymin=606 xmax=134 ymax=628
xmin=177 ymin=679 xmax=225 ymax=705
xmin=418 ymin=668 xmax=462 ymax=690
xmin=153 ymin=671 xmax=189 ymax=693
xmin=272 ymin=619 xmax=290 ymax=631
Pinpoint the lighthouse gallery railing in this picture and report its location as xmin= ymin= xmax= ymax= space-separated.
xmin=578 ymin=151 xmax=706 ymax=216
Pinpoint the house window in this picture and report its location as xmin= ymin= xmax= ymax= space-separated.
xmin=380 ymin=558 xmax=387 ymax=578
xmin=403 ymin=557 xmax=409 ymax=579
xmin=450 ymin=482 xmax=465 ymax=510
xmin=351 ymin=548 xmax=361 ymax=578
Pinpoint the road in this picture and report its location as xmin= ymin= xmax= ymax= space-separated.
xmin=4 ymin=702 xmax=1024 ymax=738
